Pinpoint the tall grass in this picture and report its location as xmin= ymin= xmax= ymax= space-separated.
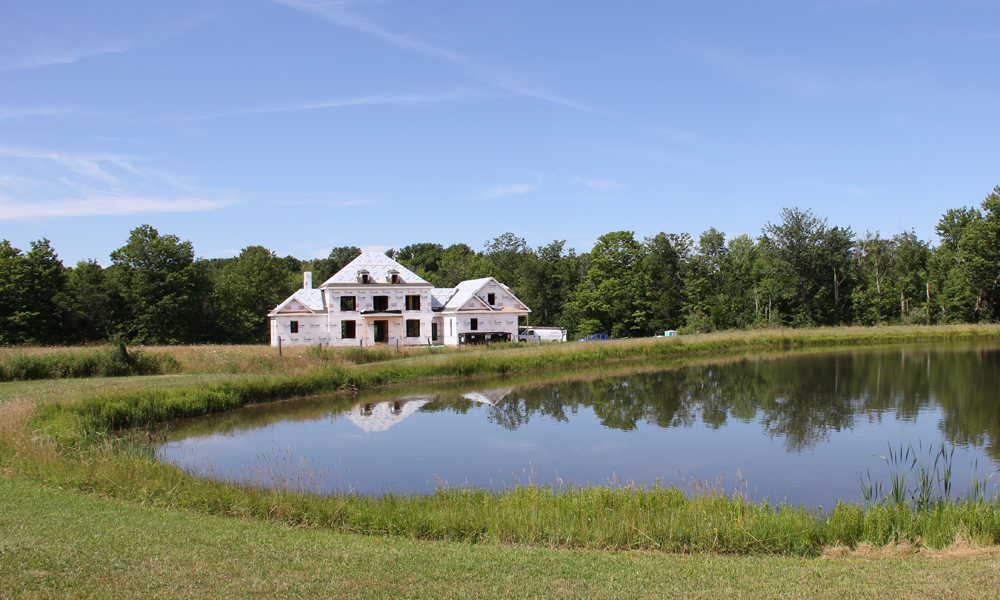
xmin=0 ymin=346 xmax=179 ymax=382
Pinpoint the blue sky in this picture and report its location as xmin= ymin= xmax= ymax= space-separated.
xmin=1 ymin=1 xmax=998 ymax=265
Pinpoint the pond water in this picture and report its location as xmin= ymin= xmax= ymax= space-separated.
xmin=156 ymin=342 xmax=1000 ymax=507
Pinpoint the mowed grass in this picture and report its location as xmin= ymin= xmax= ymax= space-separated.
xmin=4 ymin=476 xmax=1000 ymax=600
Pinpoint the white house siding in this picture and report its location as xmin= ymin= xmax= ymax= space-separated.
xmin=271 ymin=314 xmax=331 ymax=347
xmin=325 ymin=286 xmax=434 ymax=347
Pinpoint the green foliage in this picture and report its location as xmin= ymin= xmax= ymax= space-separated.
xmin=211 ymin=246 xmax=294 ymax=343
xmin=0 ymin=239 xmax=67 ymax=344
xmin=107 ymin=225 xmax=211 ymax=344
xmin=54 ymin=260 xmax=111 ymax=343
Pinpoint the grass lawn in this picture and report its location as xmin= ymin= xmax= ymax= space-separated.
xmin=3 ymin=476 xmax=1000 ymax=599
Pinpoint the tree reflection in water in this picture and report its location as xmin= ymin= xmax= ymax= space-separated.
xmin=448 ymin=345 xmax=1000 ymax=458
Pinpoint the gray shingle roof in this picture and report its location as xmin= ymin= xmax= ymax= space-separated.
xmin=320 ymin=252 xmax=429 ymax=285
xmin=269 ymin=288 xmax=325 ymax=315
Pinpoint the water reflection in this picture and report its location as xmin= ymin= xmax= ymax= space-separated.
xmin=157 ymin=342 xmax=1000 ymax=505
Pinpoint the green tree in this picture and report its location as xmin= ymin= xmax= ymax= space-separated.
xmin=211 ymin=246 xmax=293 ymax=343
xmin=643 ymin=232 xmax=690 ymax=333
xmin=54 ymin=260 xmax=111 ymax=343
xmin=432 ymin=244 xmax=476 ymax=287
xmin=0 ymin=239 xmax=66 ymax=344
xmin=575 ymin=231 xmax=651 ymax=338
xmin=760 ymin=208 xmax=854 ymax=326
xmin=390 ymin=243 xmax=445 ymax=282
xmin=107 ymin=225 xmax=210 ymax=344
xmin=304 ymin=246 xmax=361 ymax=285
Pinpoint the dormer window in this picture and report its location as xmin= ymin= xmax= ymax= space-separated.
xmin=388 ymin=269 xmax=400 ymax=284
xmin=358 ymin=269 xmax=371 ymax=284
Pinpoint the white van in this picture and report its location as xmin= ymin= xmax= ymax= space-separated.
xmin=519 ymin=327 xmax=567 ymax=343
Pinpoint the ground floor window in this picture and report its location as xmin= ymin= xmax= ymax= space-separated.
xmin=341 ymin=320 xmax=356 ymax=338
xmin=289 ymin=321 xmax=298 ymax=333
xmin=470 ymin=318 xmax=478 ymax=331
xmin=431 ymin=322 xmax=438 ymax=341
xmin=406 ymin=319 xmax=420 ymax=337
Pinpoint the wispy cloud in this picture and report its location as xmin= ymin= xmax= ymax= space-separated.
xmin=269 ymin=0 xmax=602 ymax=113
xmin=682 ymin=40 xmax=927 ymax=98
xmin=0 ymin=106 xmax=73 ymax=120
xmin=573 ymin=178 xmax=625 ymax=191
xmin=0 ymin=145 xmax=230 ymax=220
xmin=0 ymin=42 xmax=130 ymax=71
xmin=683 ymin=42 xmax=831 ymax=96
xmin=0 ymin=193 xmax=227 ymax=220
xmin=479 ymin=183 xmax=536 ymax=200
xmin=178 ymin=90 xmax=475 ymax=122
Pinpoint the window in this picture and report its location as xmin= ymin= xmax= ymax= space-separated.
xmin=361 ymin=273 xmax=370 ymax=284
xmin=391 ymin=274 xmax=400 ymax=284
xmin=406 ymin=319 xmax=420 ymax=337
xmin=470 ymin=318 xmax=478 ymax=331
xmin=488 ymin=293 xmax=495 ymax=305
xmin=449 ymin=319 xmax=453 ymax=336
xmin=340 ymin=296 xmax=356 ymax=311
xmin=405 ymin=295 xmax=421 ymax=310
xmin=341 ymin=320 xmax=356 ymax=339
xmin=289 ymin=321 xmax=299 ymax=333
xmin=373 ymin=296 xmax=388 ymax=311
xmin=431 ymin=322 xmax=438 ymax=341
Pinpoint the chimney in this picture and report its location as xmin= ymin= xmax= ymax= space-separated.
xmin=303 ymin=272 xmax=312 ymax=289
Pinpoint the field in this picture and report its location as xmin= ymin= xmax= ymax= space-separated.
xmin=5 ymin=325 xmax=1000 ymax=597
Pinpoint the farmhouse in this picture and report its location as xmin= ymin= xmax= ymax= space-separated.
xmin=269 ymin=252 xmax=530 ymax=347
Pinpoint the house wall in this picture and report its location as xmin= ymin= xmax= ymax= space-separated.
xmin=472 ymin=280 xmax=520 ymax=310
xmin=271 ymin=314 xmax=331 ymax=347
xmin=450 ymin=311 xmax=520 ymax=341
xmin=325 ymin=286 xmax=435 ymax=347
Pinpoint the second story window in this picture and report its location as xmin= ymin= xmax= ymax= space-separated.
xmin=405 ymin=295 xmax=421 ymax=310
xmin=340 ymin=296 xmax=356 ymax=311
xmin=487 ymin=293 xmax=495 ymax=305
xmin=470 ymin=318 xmax=478 ymax=331
xmin=373 ymin=296 xmax=389 ymax=311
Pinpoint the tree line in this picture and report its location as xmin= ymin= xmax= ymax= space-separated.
xmin=4 ymin=186 xmax=1000 ymax=345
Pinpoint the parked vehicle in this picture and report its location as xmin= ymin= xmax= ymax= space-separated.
xmin=519 ymin=327 xmax=567 ymax=343
xmin=579 ymin=333 xmax=610 ymax=342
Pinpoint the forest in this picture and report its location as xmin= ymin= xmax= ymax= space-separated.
xmin=3 ymin=185 xmax=1000 ymax=346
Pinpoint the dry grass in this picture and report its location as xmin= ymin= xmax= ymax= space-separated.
xmin=0 ymin=397 xmax=33 ymax=439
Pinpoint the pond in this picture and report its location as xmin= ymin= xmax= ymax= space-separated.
xmin=156 ymin=342 xmax=1000 ymax=507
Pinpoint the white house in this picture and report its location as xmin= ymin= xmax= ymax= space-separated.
xmin=269 ymin=252 xmax=530 ymax=347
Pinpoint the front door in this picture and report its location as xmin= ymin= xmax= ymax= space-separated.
xmin=374 ymin=320 xmax=389 ymax=343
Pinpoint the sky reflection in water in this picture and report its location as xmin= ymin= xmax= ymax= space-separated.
xmin=157 ymin=342 xmax=1000 ymax=507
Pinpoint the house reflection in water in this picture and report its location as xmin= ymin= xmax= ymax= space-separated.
xmin=345 ymin=388 xmax=514 ymax=433
xmin=345 ymin=395 xmax=433 ymax=433
xmin=461 ymin=388 xmax=512 ymax=406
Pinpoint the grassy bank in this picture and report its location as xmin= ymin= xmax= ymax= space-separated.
xmin=6 ymin=476 xmax=1000 ymax=599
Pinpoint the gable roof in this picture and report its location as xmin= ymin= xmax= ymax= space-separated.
xmin=441 ymin=277 xmax=530 ymax=312
xmin=320 ymin=252 xmax=429 ymax=286
xmin=268 ymin=288 xmax=325 ymax=316
xmin=431 ymin=288 xmax=457 ymax=310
